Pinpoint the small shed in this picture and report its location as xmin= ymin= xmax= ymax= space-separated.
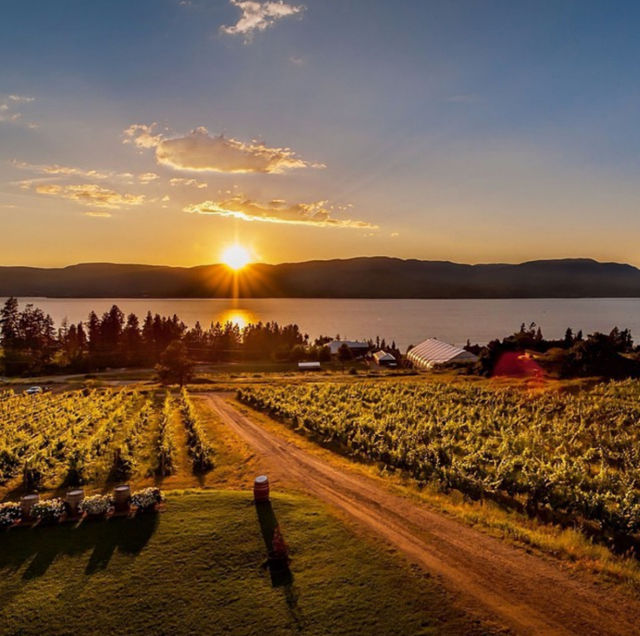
xmin=298 ymin=361 xmax=321 ymax=371
xmin=407 ymin=338 xmax=478 ymax=370
xmin=373 ymin=350 xmax=397 ymax=367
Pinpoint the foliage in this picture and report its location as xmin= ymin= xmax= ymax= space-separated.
xmin=239 ymin=380 xmax=640 ymax=535
xmin=156 ymin=341 xmax=194 ymax=386
xmin=153 ymin=393 xmax=177 ymax=476
xmin=470 ymin=323 xmax=640 ymax=378
xmin=180 ymin=389 xmax=214 ymax=474
xmin=0 ymin=388 xmax=170 ymax=489
xmin=0 ymin=297 xmax=312 ymax=375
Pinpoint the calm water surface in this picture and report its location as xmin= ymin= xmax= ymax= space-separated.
xmin=6 ymin=298 xmax=640 ymax=351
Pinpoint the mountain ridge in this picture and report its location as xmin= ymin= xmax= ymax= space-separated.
xmin=0 ymin=257 xmax=639 ymax=298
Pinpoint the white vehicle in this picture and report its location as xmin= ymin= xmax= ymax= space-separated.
xmin=25 ymin=386 xmax=43 ymax=395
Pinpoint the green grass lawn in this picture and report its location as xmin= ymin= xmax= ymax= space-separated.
xmin=0 ymin=491 xmax=490 ymax=635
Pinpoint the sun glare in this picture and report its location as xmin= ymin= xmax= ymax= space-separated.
xmin=221 ymin=244 xmax=251 ymax=271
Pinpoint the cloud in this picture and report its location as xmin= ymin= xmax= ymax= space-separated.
xmin=184 ymin=195 xmax=377 ymax=229
xmin=84 ymin=211 xmax=112 ymax=218
xmin=221 ymin=1 xmax=303 ymax=40
xmin=170 ymin=177 xmax=208 ymax=189
xmin=8 ymin=95 xmax=34 ymax=103
xmin=138 ymin=172 xmax=159 ymax=184
xmin=0 ymin=94 xmax=36 ymax=127
xmin=124 ymin=123 xmax=322 ymax=174
xmin=122 ymin=123 xmax=163 ymax=149
xmin=13 ymin=160 xmax=161 ymax=185
xmin=13 ymin=160 xmax=113 ymax=180
xmin=33 ymin=184 xmax=145 ymax=209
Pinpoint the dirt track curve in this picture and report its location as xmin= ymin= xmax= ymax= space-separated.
xmin=205 ymin=393 xmax=640 ymax=636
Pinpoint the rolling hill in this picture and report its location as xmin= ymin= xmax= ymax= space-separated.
xmin=0 ymin=257 xmax=639 ymax=298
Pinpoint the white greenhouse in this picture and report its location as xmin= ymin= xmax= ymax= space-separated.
xmin=407 ymin=338 xmax=478 ymax=369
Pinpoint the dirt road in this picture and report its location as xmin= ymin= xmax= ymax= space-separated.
xmin=205 ymin=394 xmax=640 ymax=636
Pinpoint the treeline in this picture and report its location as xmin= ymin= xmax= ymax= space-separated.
xmin=467 ymin=323 xmax=640 ymax=378
xmin=0 ymin=298 xmax=315 ymax=376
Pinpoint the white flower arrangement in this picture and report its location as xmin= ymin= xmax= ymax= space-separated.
xmin=0 ymin=502 xmax=21 ymax=528
xmin=79 ymin=494 xmax=112 ymax=516
xmin=32 ymin=498 xmax=65 ymax=524
xmin=131 ymin=487 xmax=164 ymax=510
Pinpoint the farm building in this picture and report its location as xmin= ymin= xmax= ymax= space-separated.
xmin=407 ymin=338 xmax=478 ymax=369
xmin=327 ymin=340 xmax=370 ymax=357
xmin=373 ymin=350 xmax=397 ymax=367
xmin=298 ymin=361 xmax=321 ymax=370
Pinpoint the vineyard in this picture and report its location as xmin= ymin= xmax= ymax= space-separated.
xmin=238 ymin=380 xmax=640 ymax=537
xmin=0 ymin=388 xmax=214 ymax=493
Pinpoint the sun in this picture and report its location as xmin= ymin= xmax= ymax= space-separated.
xmin=221 ymin=244 xmax=251 ymax=271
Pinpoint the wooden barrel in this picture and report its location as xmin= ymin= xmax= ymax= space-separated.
xmin=65 ymin=488 xmax=85 ymax=516
xmin=20 ymin=493 xmax=39 ymax=520
xmin=113 ymin=484 xmax=131 ymax=512
xmin=253 ymin=475 xmax=270 ymax=502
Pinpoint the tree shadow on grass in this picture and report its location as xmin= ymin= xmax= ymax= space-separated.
xmin=255 ymin=501 xmax=304 ymax=631
xmin=0 ymin=513 xmax=158 ymax=582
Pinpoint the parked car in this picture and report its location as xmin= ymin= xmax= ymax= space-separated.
xmin=25 ymin=386 xmax=43 ymax=395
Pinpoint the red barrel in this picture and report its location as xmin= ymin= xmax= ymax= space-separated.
xmin=253 ymin=475 xmax=270 ymax=502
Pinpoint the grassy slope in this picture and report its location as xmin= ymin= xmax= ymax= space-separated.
xmin=0 ymin=491 xmax=490 ymax=635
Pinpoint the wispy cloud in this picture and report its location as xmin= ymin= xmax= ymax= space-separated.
xmin=13 ymin=160 xmax=160 ymax=185
xmin=170 ymin=177 xmax=208 ymax=188
xmin=124 ymin=123 xmax=323 ymax=174
xmin=0 ymin=95 xmax=36 ymax=127
xmin=138 ymin=172 xmax=159 ymax=184
xmin=83 ymin=210 xmax=113 ymax=218
xmin=184 ymin=194 xmax=377 ymax=229
xmin=33 ymin=184 xmax=146 ymax=209
xmin=220 ymin=1 xmax=304 ymax=41
xmin=13 ymin=159 xmax=113 ymax=180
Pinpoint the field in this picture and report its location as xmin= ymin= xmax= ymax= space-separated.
xmin=0 ymin=490 xmax=489 ymax=635
xmin=0 ymin=388 xmax=214 ymax=495
xmin=4 ymin=377 xmax=640 ymax=632
xmin=238 ymin=379 xmax=640 ymax=539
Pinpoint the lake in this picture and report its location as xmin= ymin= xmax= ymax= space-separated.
xmin=5 ymin=297 xmax=640 ymax=351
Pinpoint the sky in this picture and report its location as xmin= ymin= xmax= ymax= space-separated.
xmin=2 ymin=0 xmax=640 ymax=267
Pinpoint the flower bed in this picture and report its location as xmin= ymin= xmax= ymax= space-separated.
xmin=32 ymin=498 xmax=65 ymax=525
xmin=79 ymin=494 xmax=112 ymax=518
xmin=131 ymin=487 xmax=164 ymax=512
xmin=0 ymin=488 xmax=165 ymax=531
xmin=0 ymin=502 xmax=21 ymax=529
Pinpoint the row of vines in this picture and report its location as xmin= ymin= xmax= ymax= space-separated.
xmin=0 ymin=387 xmax=214 ymax=491
xmin=238 ymin=380 xmax=640 ymax=535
